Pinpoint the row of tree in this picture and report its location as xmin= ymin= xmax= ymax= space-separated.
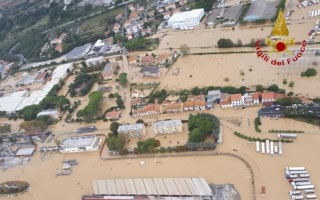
xmin=76 ymin=91 xmax=103 ymax=121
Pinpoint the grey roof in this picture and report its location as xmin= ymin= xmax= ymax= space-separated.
xmin=139 ymin=66 xmax=160 ymax=74
xmin=243 ymin=0 xmax=279 ymax=21
xmin=207 ymin=90 xmax=221 ymax=101
xmin=92 ymin=178 xmax=212 ymax=197
xmin=222 ymin=5 xmax=243 ymax=22
xmin=66 ymin=43 xmax=92 ymax=59
xmin=102 ymin=63 xmax=113 ymax=73
xmin=258 ymin=106 xmax=285 ymax=116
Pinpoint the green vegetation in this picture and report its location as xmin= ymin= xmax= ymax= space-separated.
xmin=0 ymin=181 xmax=30 ymax=195
xmin=107 ymin=135 xmax=125 ymax=151
xmin=76 ymin=91 xmax=103 ymax=121
xmin=289 ymin=81 xmax=294 ymax=87
xmin=275 ymin=97 xmax=302 ymax=106
xmin=313 ymin=98 xmax=320 ymax=104
xmin=188 ymin=113 xmax=220 ymax=143
xmin=153 ymin=89 xmax=167 ymax=104
xmin=136 ymin=138 xmax=160 ymax=153
xmin=80 ymin=62 xmax=106 ymax=73
xmin=116 ymin=96 xmax=125 ymax=109
xmin=119 ymin=73 xmax=127 ymax=87
xmin=179 ymin=44 xmax=190 ymax=56
xmin=269 ymin=129 xmax=304 ymax=133
xmin=266 ymin=84 xmax=286 ymax=94
xmin=301 ymin=68 xmax=317 ymax=77
xmin=217 ymin=38 xmax=235 ymax=48
xmin=136 ymin=119 xmax=144 ymax=124
xmin=0 ymin=124 xmax=11 ymax=133
xmin=254 ymin=117 xmax=261 ymax=133
xmin=110 ymin=121 xmax=120 ymax=135
xmin=233 ymin=131 xmax=293 ymax=143
xmin=68 ymin=73 xmax=97 ymax=97
xmin=283 ymin=79 xmax=287 ymax=84
xmin=125 ymin=37 xmax=159 ymax=51
xmin=191 ymin=0 xmax=214 ymax=12
xmin=272 ymin=0 xmax=286 ymax=22
xmin=19 ymin=120 xmax=48 ymax=130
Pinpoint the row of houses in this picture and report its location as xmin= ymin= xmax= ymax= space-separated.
xmin=132 ymin=95 xmax=207 ymax=118
xmin=131 ymin=90 xmax=293 ymax=118
xmin=128 ymin=52 xmax=178 ymax=67
xmin=117 ymin=119 xmax=183 ymax=138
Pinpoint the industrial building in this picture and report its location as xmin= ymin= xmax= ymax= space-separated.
xmin=168 ymin=9 xmax=205 ymax=29
xmin=152 ymin=120 xmax=183 ymax=135
xmin=65 ymin=43 xmax=92 ymax=60
xmin=85 ymin=56 xmax=106 ymax=67
xmin=59 ymin=135 xmax=102 ymax=153
xmin=0 ymin=63 xmax=73 ymax=113
xmin=117 ymin=124 xmax=145 ymax=138
xmin=85 ymin=177 xmax=212 ymax=200
xmin=243 ymin=0 xmax=280 ymax=22
xmin=15 ymin=147 xmax=35 ymax=157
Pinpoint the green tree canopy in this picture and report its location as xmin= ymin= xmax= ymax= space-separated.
xmin=110 ymin=121 xmax=120 ymax=135
xmin=119 ymin=73 xmax=127 ymax=87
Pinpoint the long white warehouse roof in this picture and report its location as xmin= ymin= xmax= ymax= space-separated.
xmin=92 ymin=178 xmax=212 ymax=197
xmin=168 ymin=9 xmax=204 ymax=22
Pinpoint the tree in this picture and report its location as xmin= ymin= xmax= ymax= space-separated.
xmin=301 ymin=68 xmax=317 ymax=77
xmin=136 ymin=119 xmax=144 ymax=124
xmin=22 ymin=105 xmax=41 ymax=121
xmin=119 ymin=73 xmax=127 ymax=87
xmin=57 ymin=96 xmax=70 ymax=111
xmin=217 ymin=38 xmax=234 ymax=48
xmin=267 ymin=84 xmax=279 ymax=92
xmin=283 ymin=79 xmax=287 ymax=84
xmin=160 ymin=147 xmax=166 ymax=153
xmin=179 ymin=44 xmax=190 ymax=56
xmin=191 ymin=87 xmax=202 ymax=95
xmin=20 ymin=120 xmax=48 ymax=130
xmin=189 ymin=128 xmax=205 ymax=142
xmin=115 ymin=135 xmax=125 ymax=150
xmin=110 ymin=122 xmax=120 ymax=135
xmin=37 ymin=115 xmax=52 ymax=124
xmin=256 ymin=84 xmax=264 ymax=92
xmin=116 ymin=96 xmax=125 ymax=109
xmin=289 ymin=81 xmax=294 ymax=87
xmin=119 ymin=148 xmax=128 ymax=155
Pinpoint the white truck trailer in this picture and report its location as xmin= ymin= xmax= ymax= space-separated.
xmin=261 ymin=142 xmax=265 ymax=154
xmin=278 ymin=141 xmax=283 ymax=155
xmin=270 ymin=141 xmax=274 ymax=155
xmin=278 ymin=134 xmax=297 ymax=139
xmin=266 ymin=140 xmax=270 ymax=154
xmin=286 ymin=167 xmax=306 ymax=171
xmin=256 ymin=141 xmax=260 ymax=152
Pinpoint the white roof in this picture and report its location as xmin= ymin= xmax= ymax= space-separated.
xmin=0 ymin=91 xmax=28 ymax=112
xmin=37 ymin=109 xmax=60 ymax=117
xmin=152 ymin=120 xmax=182 ymax=129
xmin=118 ymin=124 xmax=144 ymax=132
xmin=168 ymin=9 xmax=204 ymax=22
xmin=16 ymin=148 xmax=35 ymax=156
xmin=60 ymin=135 xmax=97 ymax=148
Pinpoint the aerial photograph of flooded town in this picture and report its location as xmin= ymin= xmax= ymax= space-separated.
xmin=0 ymin=0 xmax=320 ymax=199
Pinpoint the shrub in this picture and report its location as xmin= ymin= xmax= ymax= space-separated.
xmin=240 ymin=70 xmax=245 ymax=76
xmin=301 ymin=68 xmax=317 ymax=77
xmin=289 ymin=81 xmax=294 ymax=87
xmin=167 ymin=146 xmax=173 ymax=152
xmin=119 ymin=148 xmax=128 ymax=155
xmin=159 ymin=147 xmax=166 ymax=153
xmin=224 ymin=77 xmax=230 ymax=82
xmin=133 ymin=147 xmax=140 ymax=154
xmin=283 ymin=79 xmax=287 ymax=84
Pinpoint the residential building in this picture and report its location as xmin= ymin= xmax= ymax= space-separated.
xmin=128 ymin=4 xmax=135 ymax=11
xmin=105 ymin=110 xmax=122 ymax=120
xmin=128 ymin=55 xmax=138 ymax=66
xmin=253 ymin=92 xmax=260 ymax=104
xmin=152 ymin=120 xmax=183 ymax=135
xmin=179 ymin=0 xmax=187 ymax=5
xmin=148 ymin=10 xmax=155 ymax=18
xmin=131 ymin=89 xmax=144 ymax=98
xmin=37 ymin=109 xmax=61 ymax=119
xmin=140 ymin=55 xmax=156 ymax=66
xmin=130 ymin=10 xmax=140 ymax=21
xmin=55 ymin=44 xmax=63 ymax=53
xmin=161 ymin=102 xmax=183 ymax=113
xmin=220 ymin=96 xmax=232 ymax=109
xmin=139 ymin=66 xmax=161 ymax=78
xmin=50 ymin=33 xmax=67 ymax=45
xmin=85 ymin=56 xmax=105 ymax=67
xmin=243 ymin=93 xmax=254 ymax=107
xmin=101 ymin=63 xmax=115 ymax=80
xmin=173 ymin=8 xmax=181 ymax=14
xmin=157 ymin=53 xmax=172 ymax=65
xmin=183 ymin=100 xmax=194 ymax=111
xmin=206 ymin=90 xmax=221 ymax=109
xmin=194 ymin=99 xmax=206 ymax=110
xmin=124 ymin=19 xmax=132 ymax=28
xmin=275 ymin=93 xmax=286 ymax=100
xmin=115 ymin=13 xmax=123 ymax=21
xmin=261 ymin=92 xmax=275 ymax=103
xmin=230 ymin=93 xmax=244 ymax=107
xmin=132 ymin=104 xmax=160 ymax=117
xmin=164 ymin=11 xmax=171 ymax=20
xmin=34 ymin=71 xmax=48 ymax=83
xmin=258 ymin=106 xmax=285 ymax=118
xmin=117 ymin=123 xmax=145 ymax=138
xmin=165 ymin=2 xmax=176 ymax=11
xmin=126 ymin=33 xmax=133 ymax=40
xmin=91 ymin=39 xmax=112 ymax=54
xmin=137 ymin=6 xmax=145 ymax=13
xmin=113 ymin=23 xmax=121 ymax=33
xmin=131 ymin=98 xmax=143 ymax=107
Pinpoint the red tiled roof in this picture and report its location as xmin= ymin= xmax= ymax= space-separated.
xmin=275 ymin=93 xmax=286 ymax=100
xmin=141 ymin=56 xmax=155 ymax=63
xmin=165 ymin=102 xmax=183 ymax=110
xmin=105 ymin=110 xmax=122 ymax=118
xmin=220 ymin=96 xmax=231 ymax=105
xmin=128 ymin=55 xmax=137 ymax=63
xmin=157 ymin=53 xmax=170 ymax=63
xmin=252 ymin=92 xmax=260 ymax=100
xmin=55 ymin=44 xmax=63 ymax=53
xmin=194 ymin=100 xmax=206 ymax=107
xmin=130 ymin=10 xmax=139 ymax=19
xmin=262 ymin=92 xmax=275 ymax=100
xmin=131 ymin=98 xmax=142 ymax=105
xmin=230 ymin=93 xmax=242 ymax=102
xmin=183 ymin=100 xmax=194 ymax=108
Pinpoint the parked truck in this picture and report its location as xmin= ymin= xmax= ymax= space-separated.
xmin=278 ymin=134 xmax=297 ymax=139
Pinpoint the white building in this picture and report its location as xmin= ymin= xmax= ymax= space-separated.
xmin=117 ymin=123 xmax=145 ymax=138
xmin=51 ymin=63 xmax=74 ymax=80
xmin=152 ymin=120 xmax=183 ymax=135
xmin=37 ymin=109 xmax=61 ymax=119
xmin=168 ymin=9 xmax=205 ymax=29
xmin=85 ymin=56 xmax=106 ymax=67
xmin=0 ymin=91 xmax=29 ymax=113
xmin=230 ymin=94 xmax=244 ymax=107
xmin=59 ymin=135 xmax=102 ymax=153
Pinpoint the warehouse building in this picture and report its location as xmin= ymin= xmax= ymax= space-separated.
xmin=168 ymin=9 xmax=205 ymax=29
xmin=66 ymin=43 xmax=92 ymax=60
xmin=243 ymin=0 xmax=279 ymax=22
xmin=84 ymin=177 xmax=212 ymax=200
xmin=152 ymin=120 xmax=183 ymax=135
xmin=59 ymin=135 xmax=102 ymax=153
